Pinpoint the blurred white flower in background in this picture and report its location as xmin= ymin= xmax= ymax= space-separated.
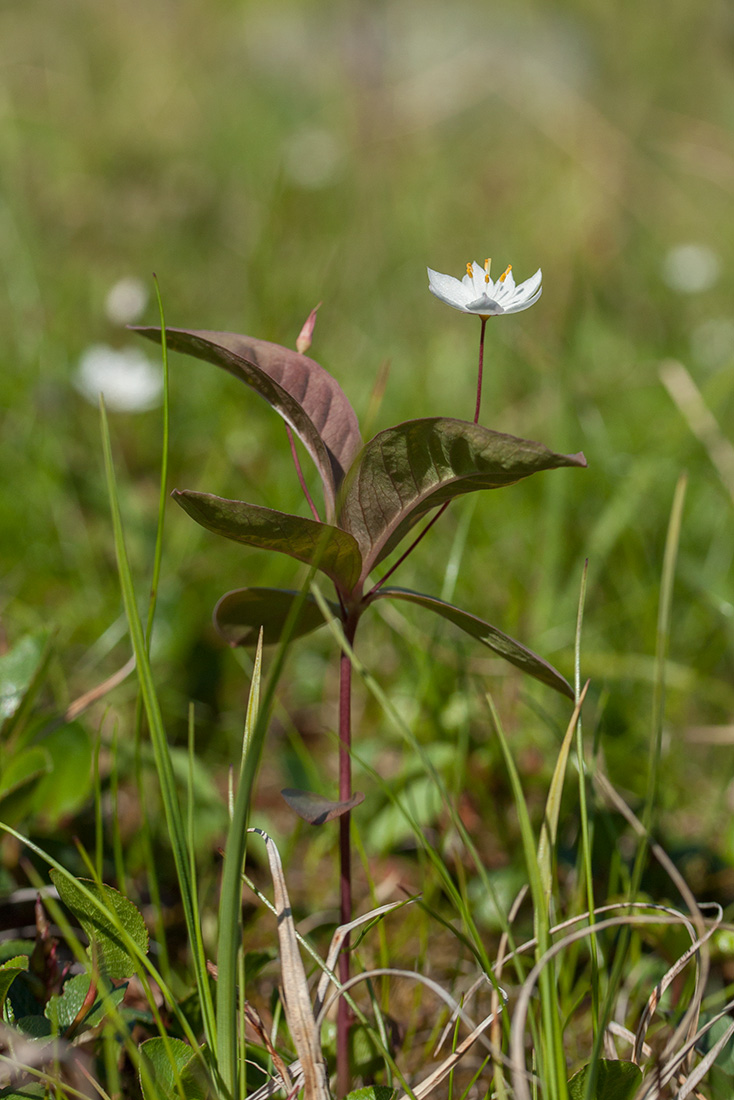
xmin=104 ymin=276 xmax=149 ymax=325
xmin=662 ymin=243 xmax=721 ymax=293
xmin=74 ymin=345 xmax=162 ymax=412
xmin=691 ymin=318 xmax=734 ymax=372
xmin=282 ymin=127 xmax=343 ymax=189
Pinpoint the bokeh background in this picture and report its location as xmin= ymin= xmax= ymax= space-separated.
xmin=2 ymin=0 xmax=734 ymax=901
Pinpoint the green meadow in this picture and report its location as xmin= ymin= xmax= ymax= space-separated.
xmin=1 ymin=1 xmax=734 ymax=1097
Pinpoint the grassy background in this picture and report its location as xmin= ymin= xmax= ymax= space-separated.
xmin=2 ymin=0 xmax=734 ymax=990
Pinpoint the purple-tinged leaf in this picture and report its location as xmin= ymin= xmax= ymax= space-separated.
xmin=281 ymin=788 xmax=365 ymax=825
xmin=376 ymin=587 xmax=574 ymax=698
xmin=214 ymin=587 xmax=340 ymax=647
xmin=339 ymin=418 xmax=586 ymax=582
xmin=173 ymin=490 xmax=362 ymax=591
xmin=133 ymin=327 xmax=362 ymax=518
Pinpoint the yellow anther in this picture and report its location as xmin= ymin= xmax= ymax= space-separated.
xmin=484 ymin=257 xmax=492 ymax=283
xmin=499 ymin=264 xmax=512 ymax=283
xmin=466 ymin=262 xmax=473 ymax=277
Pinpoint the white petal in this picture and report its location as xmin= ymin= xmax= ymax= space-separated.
xmin=497 ymin=268 xmax=517 ymax=296
xmin=503 ymin=286 xmax=542 ymax=314
xmin=512 ymin=269 xmax=542 ymax=303
xmin=465 ymin=294 xmax=505 ymax=315
xmin=427 ymin=268 xmax=471 ymax=310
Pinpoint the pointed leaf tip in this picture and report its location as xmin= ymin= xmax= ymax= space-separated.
xmin=281 ymin=788 xmax=365 ymax=825
xmin=339 ymin=418 xmax=588 ymax=582
xmin=377 ymin=587 xmax=574 ymax=698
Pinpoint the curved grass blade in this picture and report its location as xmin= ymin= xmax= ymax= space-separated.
xmin=214 ymin=587 xmax=340 ymax=647
xmin=133 ymin=327 xmax=362 ymax=518
xmin=376 ymin=587 xmax=574 ymax=698
xmin=173 ymin=490 xmax=362 ymax=591
xmin=339 ymin=418 xmax=586 ymax=581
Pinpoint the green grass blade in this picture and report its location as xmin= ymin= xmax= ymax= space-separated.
xmin=581 ymin=472 xmax=688 ymax=1100
xmin=486 ymin=695 xmax=566 ymax=1100
xmin=99 ymin=399 xmax=218 ymax=1062
xmin=572 ymin=561 xmax=599 ymax=1039
xmin=215 ymin=578 xmax=312 ymax=1097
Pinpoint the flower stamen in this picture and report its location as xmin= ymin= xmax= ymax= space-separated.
xmin=499 ymin=264 xmax=512 ymax=283
xmin=484 ymin=257 xmax=492 ymax=284
xmin=466 ymin=262 xmax=473 ymax=278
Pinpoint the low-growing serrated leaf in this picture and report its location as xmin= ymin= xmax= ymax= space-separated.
xmin=0 ymin=956 xmax=29 ymax=1014
xmin=214 ymin=587 xmax=340 ymax=647
xmin=13 ymin=1016 xmax=52 ymax=1038
xmin=0 ymin=631 xmax=52 ymax=728
xmin=376 ymin=588 xmax=573 ymax=698
xmin=0 ymin=941 xmax=34 ymax=964
xmin=49 ymin=872 xmax=148 ymax=980
xmin=0 ymin=1085 xmax=48 ymax=1100
xmin=139 ymin=1036 xmax=208 ymax=1100
xmin=281 ymin=788 xmax=365 ymax=825
xmin=133 ymin=327 xmax=362 ymax=518
xmin=339 ymin=418 xmax=586 ymax=581
xmin=45 ymin=972 xmax=126 ymax=1032
xmin=567 ymin=1059 xmax=643 ymax=1100
xmin=173 ymin=490 xmax=362 ymax=590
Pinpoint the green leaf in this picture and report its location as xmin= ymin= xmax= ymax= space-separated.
xmin=0 ymin=956 xmax=29 ymax=1015
xmin=214 ymin=587 xmax=340 ymax=647
xmin=49 ymin=872 xmax=149 ymax=980
xmin=377 ymin=587 xmax=573 ymax=698
xmin=139 ymin=1036 xmax=208 ymax=1100
xmin=45 ymin=972 xmax=126 ymax=1032
xmin=26 ymin=721 xmax=92 ymax=825
xmin=346 ymin=1086 xmax=395 ymax=1100
xmin=0 ymin=1084 xmax=47 ymax=1099
xmin=281 ymin=788 xmax=365 ymax=825
xmin=339 ymin=418 xmax=586 ymax=581
xmin=567 ymin=1059 xmax=643 ymax=1100
xmin=133 ymin=327 xmax=362 ymax=519
xmin=0 ymin=631 xmax=52 ymax=732
xmin=173 ymin=490 xmax=362 ymax=591
xmin=12 ymin=1016 xmax=52 ymax=1038
xmin=0 ymin=746 xmax=52 ymax=823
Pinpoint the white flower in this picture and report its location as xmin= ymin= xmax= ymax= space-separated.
xmin=74 ymin=344 xmax=162 ymax=412
xmin=661 ymin=243 xmax=720 ymax=294
xmin=104 ymin=276 xmax=149 ymax=325
xmin=427 ymin=258 xmax=542 ymax=317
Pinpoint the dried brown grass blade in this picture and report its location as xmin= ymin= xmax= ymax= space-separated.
xmin=248 ymin=829 xmax=330 ymax=1100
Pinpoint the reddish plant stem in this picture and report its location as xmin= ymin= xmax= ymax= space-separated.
xmin=336 ymin=611 xmax=359 ymax=1098
xmin=366 ymin=316 xmax=489 ymax=601
xmin=285 ymin=423 xmax=321 ymax=522
xmin=473 ymin=315 xmax=488 ymax=425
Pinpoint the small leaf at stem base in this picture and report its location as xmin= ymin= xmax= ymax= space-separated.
xmin=214 ymin=588 xmax=340 ymax=647
xmin=281 ymin=788 xmax=365 ymax=825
